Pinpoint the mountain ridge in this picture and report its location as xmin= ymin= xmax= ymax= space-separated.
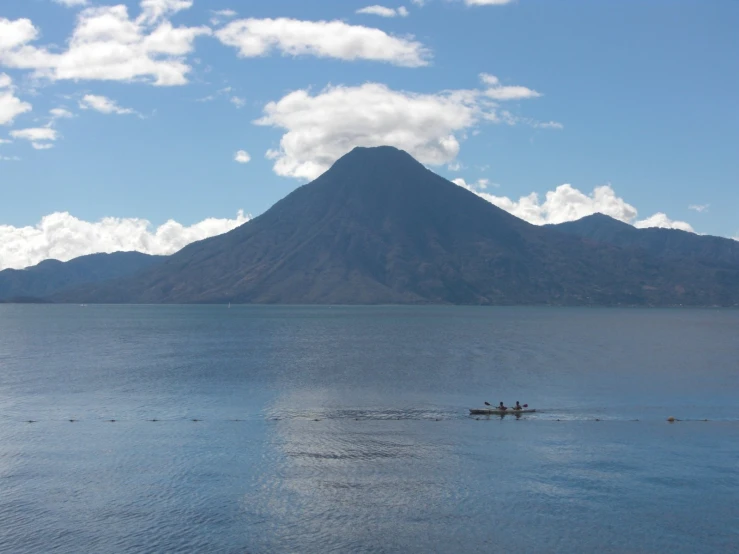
xmin=49 ymin=146 xmax=739 ymax=306
xmin=0 ymin=252 xmax=165 ymax=301
xmin=551 ymin=214 xmax=739 ymax=269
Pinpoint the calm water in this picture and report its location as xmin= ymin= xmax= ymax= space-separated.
xmin=0 ymin=305 xmax=737 ymax=553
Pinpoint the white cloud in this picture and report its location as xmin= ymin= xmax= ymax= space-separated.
xmin=0 ymin=91 xmax=31 ymax=125
xmin=234 ymin=150 xmax=251 ymax=163
xmin=0 ymin=138 xmax=12 ymax=144
xmin=634 ymin=213 xmax=694 ymax=232
xmin=533 ymin=121 xmax=563 ymax=129
xmin=453 ymin=179 xmax=694 ymax=232
xmin=0 ymin=73 xmax=32 ymax=125
xmin=210 ymin=9 xmax=237 ymax=26
xmin=411 ymin=0 xmax=426 ymax=5
xmin=50 ymin=107 xmax=74 ymax=119
xmin=465 ymin=0 xmax=514 ymax=5
xmin=256 ymin=74 xmax=549 ymax=180
xmin=356 ymin=5 xmax=410 ymax=17
xmin=453 ymin=177 xmax=491 ymax=190
xmin=32 ymin=142 xmax=55 ymax=150
xmin=79 ymin=94 xmax=135 ymax=115
xmin=215 ymin=18 xmax=430 ymax=67
xmin=53 ymin=0 xmax=89 ymax=7
xmin=0 ymin=155 xmax=21 ymax=161
xmin=10 ymin=127 xmax=58 ymax=142
xmin=480 ymin=73 xmax=541 ymax=101
xmin=0 ymin=3 xmax=210 ymax=86
xmin=230 ymin=96 xmax=246 ymax=108
xmin=256 ymin=83 xmax=485 ymax=180
xmin=197 ymin=86 xmax=234 ymax=103
xmin=688 ymin=204 xmax=709 ymax=213
xmin=0 ymin=18 xmax=38 ymax=51
xmin=0 ymin=210 xmax=251 ymax=270
xmin=137 ymin=0 xmax=193 ymax=25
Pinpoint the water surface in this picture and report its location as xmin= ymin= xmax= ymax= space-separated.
xmin=1 ymin=306 xmax=737 ymax=552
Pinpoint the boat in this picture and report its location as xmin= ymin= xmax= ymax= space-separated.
xmin=469 ymin=408 xmax=536 ymax=415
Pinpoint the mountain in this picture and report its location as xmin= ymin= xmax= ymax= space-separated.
xmin=551 ymin=214 xmax=739 ymax=270
xmin=0 ymin=252 xmax=165 ymax=301
xmin=53 ymin=146 xmax=739 ymax=306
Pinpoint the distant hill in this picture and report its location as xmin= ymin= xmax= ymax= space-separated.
xmin=0 ymin=252 xmax=165 ymax=301
xmin=51 ymin=146 xmax=739 ymax=306
xmin=0 ymin=296 xmax=53 ymax=304
xmin=551 ymin=214 xmax=739 ymax=269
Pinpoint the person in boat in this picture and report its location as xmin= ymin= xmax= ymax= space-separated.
xmin=498 ymin=402 xmax=507 ymax=411
xmin=513 ymin=401 xmax=523 ymax=411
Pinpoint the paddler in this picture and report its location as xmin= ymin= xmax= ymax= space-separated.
xmin=498 ymin=402 xmax=507 ymax=411
xmin=513 ymin=401 xmax=523 ymax=411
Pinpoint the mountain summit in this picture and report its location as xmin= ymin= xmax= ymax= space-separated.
xmin=55 ymin=146 xmax=739 ymax=305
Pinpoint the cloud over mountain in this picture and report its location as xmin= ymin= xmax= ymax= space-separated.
xmin=256 ymin=73 xmax=552 ymax=180
xmin=453 ymin=179 xmax=694 ymax=232
xmin=0 ymin=210 xmax=251 ymax=270
xmin=256 ymin=83 xmax=481 ymax=179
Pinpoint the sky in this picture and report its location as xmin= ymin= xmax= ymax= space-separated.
xmin=0 ymin=0 xmax=737 ymax=270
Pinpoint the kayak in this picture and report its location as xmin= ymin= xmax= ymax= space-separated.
xmin=469 ymin=408 xmax=536 ymax=415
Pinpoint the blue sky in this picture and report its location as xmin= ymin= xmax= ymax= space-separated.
xmin=0 ymin=0 xmax=737 ymax=269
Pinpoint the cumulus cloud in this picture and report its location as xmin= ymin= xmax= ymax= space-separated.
xmin=215 ymin=18 xmax=430 ymax=67
xmin=79 ymin=94 xmax=136 ymax=115
xmin=356 ymin=5 xmax=410 ymax=17
xmin=234 ymin=150 xmax=251 ymax=163
xmin=0 ymin=73 xmax=32 ymax=125
xmin=256 ymin=83 xmax=485 ymax=179
xmin=453 ymin=179 xmax=694 ymax=232
xmin=0 ymin=210 xmax=251 ymax=270
xmin=0 ymin=2 xmax=210 ymax=86
xmin=634 ymin=213 xmax=694 ymax=232
xmin=0 ymin=18 xmax=38 ymax=51
xmin=256 ymin=73 xmax=552 ymax=180
xmin=10 ymin=127 xmax=58 ymax=142
xmin=53 ymin=0 xmax=89 ymax=7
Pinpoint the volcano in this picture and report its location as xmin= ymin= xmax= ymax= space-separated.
xmin=54 ymin=146 xmax=739 ymax=306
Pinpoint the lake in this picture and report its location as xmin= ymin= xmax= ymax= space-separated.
xmin=1 ymin=305 xmax=738 ymax=553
